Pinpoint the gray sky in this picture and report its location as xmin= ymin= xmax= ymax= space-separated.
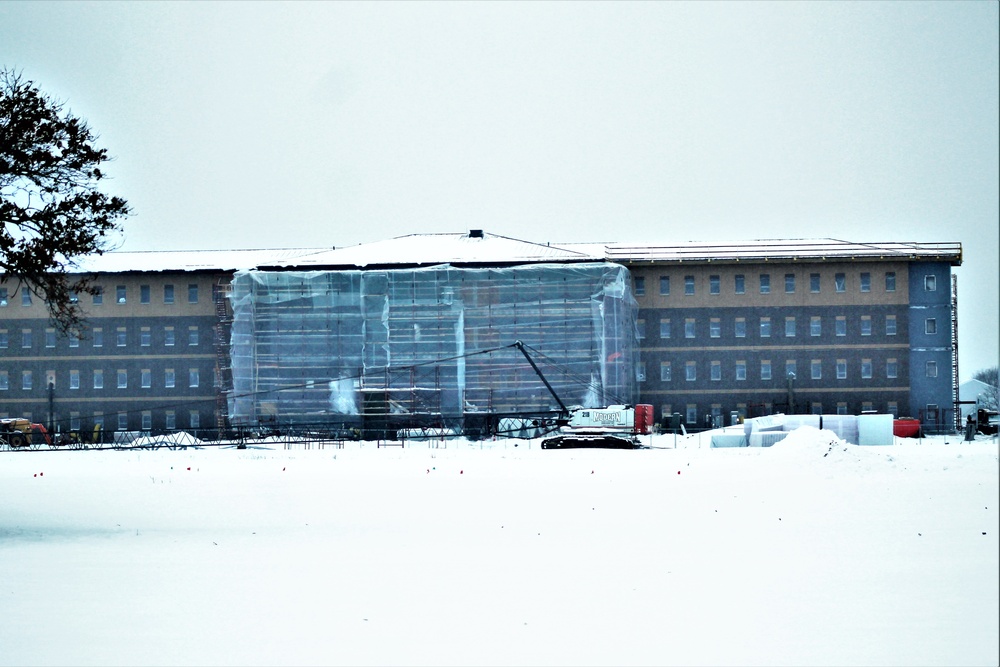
xmin=1 ymin=1 xmax=997 ymax=379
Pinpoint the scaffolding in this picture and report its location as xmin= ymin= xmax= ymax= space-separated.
xmin=227 ymin=263 xmax=639 ymax=437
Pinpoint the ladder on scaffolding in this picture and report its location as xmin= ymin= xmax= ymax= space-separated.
xmin=951 ymin=274 xmax=960 ymax=430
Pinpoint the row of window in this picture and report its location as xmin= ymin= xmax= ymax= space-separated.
xmin=1 ymin=411 xmax=203 ymax=432
xmin=0 ymin=284 xmax=201 ymax=307
xmin=664 ymin=401 xmax=904 ymax=425
xmin=0 ymin=326 xmax=201 ymax=349
xmin=638 ymin=314 xmax=947 ymax=340
xmin=642 ymin=357 xmax=938 ymax=382
xmin=0 ymin=368 xmax=203 ymax=391
xmin=633 ymin=270 xmax=933 ymax=297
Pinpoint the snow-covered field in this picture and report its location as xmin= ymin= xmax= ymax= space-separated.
xmin=1 ymin=428 xmax=997 ymax=667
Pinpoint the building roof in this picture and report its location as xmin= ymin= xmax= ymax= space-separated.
xmin=54 ymin=232 xmax=963 ymax=274
xmin=602 ymin=239 xmax=964 ymax=265
xmin=257 ymin=231 xmax=594 ymax=269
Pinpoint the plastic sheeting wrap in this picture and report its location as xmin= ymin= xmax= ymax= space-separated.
xmin=227 ymin=263 xmax=639 ymax=429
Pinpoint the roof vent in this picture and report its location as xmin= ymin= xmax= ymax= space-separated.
xmin=469 ymin=229 xmax=484 ymax=239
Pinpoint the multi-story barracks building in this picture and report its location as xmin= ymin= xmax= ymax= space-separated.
xmin=0 ymin=232 xmax=962 ymax=440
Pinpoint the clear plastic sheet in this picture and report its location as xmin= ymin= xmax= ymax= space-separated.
xmin=228 ymin=263 xmax=638 ymax=432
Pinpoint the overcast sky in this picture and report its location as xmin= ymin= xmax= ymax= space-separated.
xmin=1 ymin=1 xmax=997 ymax=379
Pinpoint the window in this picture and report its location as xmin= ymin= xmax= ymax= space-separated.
xmin=118 ymin=413 xmax=128 ymax=431
xmin=786 ymin=360 xmax=797 ymax=379
xmin=837 ymin=403 xmax=848 ymax=416
xmin=684 ymin=276 xmax=695 ymax=296
xmin=46 ymin=328 xmax=56 ymax=348
xmin=925 ymin=318 xmax=937 ymax=335
xmin=634 ymin=277 xmax=645 ymax=296
xmin=21 ymin=329 xmax=32 ymax=348
xmin=659 ymin=319 xmax=671 ymax=339
xmin=835 ymin=273 xmax=846 ymax=292
xmin=709 ymin=318 xmax=721 ymax=338
xmin=22 ymin=370 xmax=32 ymax=390
xmin=734 ymin=274 xmax=745 ymax=294
xmin=140 ymin=327 xmax=151 ymax=347
xmin=784 ymin=317 xmax=795 ymax=337
xmin=189 ymin=368 xmax=199 ymax=388
xmin=861 ymin=316 xmax=872 ymax=336
xmin=21 ymin=290 xmax=32 ymax=306
xmin=116 ymin=285 xmax=126 ymax=304
xmin=636 ymin=361 xmax=646 ymax=382
xmin=735 ymin=318 xmax=746 ymax=338
xmin=117 ymin=370 xmax=127 ymax=389
xmin=837 ymin=359 xmax=847 ymax=379
xmin=810 ymin=273 xmax=821 ymax=293
xmin=92 ymin=328 xmax=103 ymax=347
xmin=165 ymin=369 xmax=175 ymax=388
xmin=886 ymin=358 xmax=898 ymax=379
xmin=785 ymin=274 xmax=795 ymax=293
xmin=735 ymin=360 xmax=747 ymax=381
xmin=164 ymin=327 xmax=175 ymax=346
xmin=93 ymin=370 xmax=103 ymax=389
xmin=860 ymin=272 xmax=871 ymax=293
xmin=924 ymin=275 xmax=936 ymax=291
xmin=887 ymin=401 xmax=898 ymax=417
xmin=0 ymin=371 xmax=7 ymax=390
xmin=686 ymin=404 xmax=697 ymax=425
xmin=926 ymin=360 xmax=938 ymax=378
xmin=164 ymin=284 xmax=175 ymax=304
xmin=684 ymin=318 xmax=695 ymax=339
xmin=189 ymin=411 xmax=200 ymax=429
xmin=0 ymin=330 xmax=6 ymax=349
xmin=92 ymin=286 xmax=103 ymax=305
xmin=760 ymin=360 xmax=772 ymax=380
xmin=760 ymin=317 xmax=771 ymax=338
xmin=0 ymin=287 xmax=6 ymax=306
xmin=69 ymin=331 xmax=79 ymax=348
xmin=165 ymin=411 xmax=176 ymax=430
xmin=141 ymin=370 xmax=151 ymax=389
xmin=188 ymin=327 xmax=199 ymax=346
xmin=835 ymin=316 xmax=846 ymax=336
xmin=885 ymin=272 xmax=896 ymax=292
xmin=862 ymin=401 xmax=873 ymax=413
xmin=710 ymin=360 xmax=721 ymax=381
xmin=760 ymin=274 xmax=770 ymax=294
xmin=659 ymin=276 xmax=670 ymax=296
xmin=811 ymin=402 xmax=823 ymax=415
xmin=709 ymin=275 xmax=720 ymax=295
xmin=886 ymin=315 xmax=897 ymax=336
xmin=861 ymin=359 xmax=872 ymax=379
xmin=69 ymin=370 xmax=80 ymax=390
xmin=660 ymin=362 xmax=671 ymax=382
xmin=685 ymin=361 xmax=697 ymax=381
xmin=810 ymin=316 xmax=821 ymax=337
xmin=188 ymin=284 xmax=199 ymax=303
xmin=636 ymin=319 xmax=645 ymax=340
xmin=811 ymin=359 xmax=822 ymax=379
xmin=141 ymin=411 xmax=152 ymax=430
xmin=140 ymin=285 xmax=151 ymax=304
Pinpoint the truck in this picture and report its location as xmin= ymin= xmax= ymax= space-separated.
xmin=0 ymin=418 xmax=52 ymax=448
xmin=512 ymin=341 xmax=653 ymax=449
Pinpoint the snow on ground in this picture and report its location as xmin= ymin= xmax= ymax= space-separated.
xmin=1 ymin=428 xmax=997 ymax=667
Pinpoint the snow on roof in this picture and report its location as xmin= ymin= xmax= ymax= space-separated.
xmin=46 ymin=234 xmax=962 ymax=275
xmin=69 ymin=248 xmax=332 ymax=274
xmin=259 ymin=231 xmax=596 ymax=269
xmin=603 ymin=239 xmax=963 ymax=264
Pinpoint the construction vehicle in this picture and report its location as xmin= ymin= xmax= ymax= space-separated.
xmin=0 ymin=418 xmax=52 ymax=448
xmin=513 ymin=341 xmax=653 ymax=449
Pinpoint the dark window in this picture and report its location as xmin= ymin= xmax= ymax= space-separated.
xmin=734 ymin=275 xmax=745 ymax=294
xmin=760 ymin=274 xmax=770 ymax=294
xmin=659 ymin=276 xmax=670 ymax=296
xmin=785 ymin=274 xmax=795 ymax=293
xmin=810 ymin=273 xmax=820 ymax=293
